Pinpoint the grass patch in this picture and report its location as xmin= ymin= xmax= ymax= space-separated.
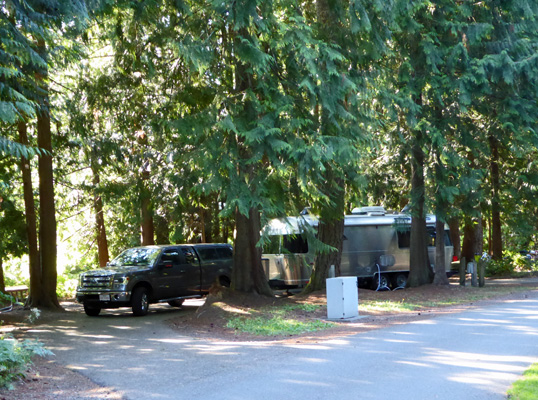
xmin=507 ymin=363 xmax=538 ymax=400
xmin=359 ymin=301 xmax=423 ymax=313
xmin=359 ymin=285 xmax=533 ymax=313
xmin=225 ymin=303 xmax=335 ymax=336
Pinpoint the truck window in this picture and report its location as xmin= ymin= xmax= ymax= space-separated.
xmin=161 ymin=249 xmax=180 ymax=264
xmin=180 ymin=248 xmax=198 ymax=264
xmin=216 ymin=247 xmax=233 ymax=259
xmin=197 ymin=247 xmax=218 ymax=261
xmin=109 ymin=247 xmax=161 ymax=267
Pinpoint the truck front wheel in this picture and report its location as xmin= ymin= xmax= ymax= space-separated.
xmin=132 ymin=287 xmax=149 ymax=316
xmin=84 ymin=303 xmax=101 ymax=317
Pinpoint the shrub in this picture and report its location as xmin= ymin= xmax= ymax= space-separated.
xmin=0 ymin=335 xmax=53 ymax=389
xmin=0 ymin=307 xmax=53 ymax=389
xmin=56 ymin=274 xmax=78 ymax=300
xmin=486 ymin=250 xmax=538 ymax=277
xmin=486 ymin=258 xmax=515 ymax=276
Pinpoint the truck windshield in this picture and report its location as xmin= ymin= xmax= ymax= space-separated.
xmin=109 ymin=247 xmax=161 ymax=267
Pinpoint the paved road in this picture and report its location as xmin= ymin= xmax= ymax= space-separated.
xmin=27 ymin=291 xmax=538 ymax=400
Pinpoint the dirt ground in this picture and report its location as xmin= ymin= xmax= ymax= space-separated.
xmin=1 ymin=277 xmax=537 ymax=399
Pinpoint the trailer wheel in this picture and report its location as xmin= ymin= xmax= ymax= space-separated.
xmin=372 ymin=274 xmax=390 ymax=290
xmin=393 ymin=273 xmax=408 ymax=289
xmin=378 ymin=274 xmax=390 ymax=289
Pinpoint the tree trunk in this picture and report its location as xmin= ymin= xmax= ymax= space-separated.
xmin=461 ymin=216 xmax=484 ymax=262
xmin=489 ymin=135 xmax=502 ymax=260
xmin=0 ymin=258 xmax=5 ymax=294
xmin=448 ymin=217 xmax=461 ymax=260
xmin=433 ymin=219 xmax=449 ymax=285
xmin=231 ymin=207 xmax=273 ymax=296
xmin=303 ymin=175 xmax=345 ymax=294
xmin=407 ymin=137 xmax=433 ymax=287
xmin=154 ymin=213 xmax=170 ymax=245
xmin=35 ymin=39 xmax=61 ymax=309
xmin=91 ymin=163 xmax=109 ymax=267
xmin=301 ymin=0 xmax=346 ymax=294
xmin=140 ymin=172 xmax=154 ymax=245
xmin=433 ymin=145 xmax=449 ymax=285
xmin=18 ymin=121 xmax=42 ymax=306
xmin=227 ymin=18 xmax=272 ymax=296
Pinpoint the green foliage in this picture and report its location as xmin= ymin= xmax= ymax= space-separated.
xmin=56 ymin=274 xmax=78 ymax=299
xmin=3 ymin=0 xmax=537 ymax=295
xmin=486 ymin=258 xmax=516 ymax=277
xmin=0 ymin=137 xmax=44 ymax=159
xmin=0 ymin=335 xmax=52 ymax=389
xmin=486 ymin=251 xmax=538 ymax=277
xmin=0 ymin=179 xmax=27 ymax=262
xmin=507 ymin=363 xmax=538 ymax=400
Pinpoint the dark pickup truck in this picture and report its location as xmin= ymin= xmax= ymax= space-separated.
xmin=76 ymin=244 xmax=233 ymax=316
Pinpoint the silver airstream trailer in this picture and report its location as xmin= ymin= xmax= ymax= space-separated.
xmin=261 ymin=206 xmax=454 ymax=289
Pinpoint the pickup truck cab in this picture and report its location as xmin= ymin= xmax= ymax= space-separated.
xmin=76 ymin=244 xmax=232 ymax=316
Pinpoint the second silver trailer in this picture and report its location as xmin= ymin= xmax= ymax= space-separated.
xmin=262 ymin=207 xmax=455 ymax=289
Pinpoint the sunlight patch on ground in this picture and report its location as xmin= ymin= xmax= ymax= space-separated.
xmin=284 ymin=343 xmax=334 ymax=350
xmin=449 ymin=371 xmax=520 ymax=386
xmin=298 ymin=357 xmax=328 ymax=364
xmin=282 ymin=379 xmax=331 ymax=387
xmin=424 ymin=349 xmax=535 ymax=372
xmin=397 ymin=360 xmax=433 ymax=368
xmin=148 ymin=338 xmax=192 ymax=344
xmin=384 ymin=338 xmax=419 ymax=344
xmin=212 ymin=302 xmax=251 ymax=315
xmin=67 ymin=365 xmax=88 ymax=370
xmin=323 ymin=339 xmax=351 ymax=345
xmin=66 ymin=333 xmax=115 ymax=339
xmin=457 ymin=317 xmax=510 ymax=324
xmin=410 ymin=319 xmax=437 ymax=325
xmin=110 ymin=325 xmax=136 ymax=330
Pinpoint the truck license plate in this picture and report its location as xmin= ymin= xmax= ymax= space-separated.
xmin=99 ymin=294 xmax=110 ymax=301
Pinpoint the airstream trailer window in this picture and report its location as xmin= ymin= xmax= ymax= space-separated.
xmin=398 ymin=226 xmax=453 ymax=248
xmin=263 ymin=234 xmax=308 ymax=254
xmin=283 ymin=235 xmax=308 ymax=254
xmin=264 ymin=235 xmax=282 ymax=254
xmin=397 ymin=229 xmax=411 ymax=248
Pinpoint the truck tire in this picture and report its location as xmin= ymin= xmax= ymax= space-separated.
xmin=84 ymin=303 xmax=101 ymax=317
xmin=132 ymin=287 xmax=149 ymax=316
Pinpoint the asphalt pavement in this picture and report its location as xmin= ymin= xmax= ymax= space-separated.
xmin=26 ymin=289 xmax=538 ymax=400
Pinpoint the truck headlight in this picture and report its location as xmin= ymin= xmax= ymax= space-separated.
xmin=113 ymin=276 xmax=129 ymax=289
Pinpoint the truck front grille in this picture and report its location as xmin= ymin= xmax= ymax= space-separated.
xmin=80 ymin=274 xmax=113 ymax=289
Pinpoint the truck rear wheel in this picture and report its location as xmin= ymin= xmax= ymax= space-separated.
xmin=132 ymin=287 xmax=149 ymax=316
xmin=84 ymin=303 xmax=101 ymax=317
